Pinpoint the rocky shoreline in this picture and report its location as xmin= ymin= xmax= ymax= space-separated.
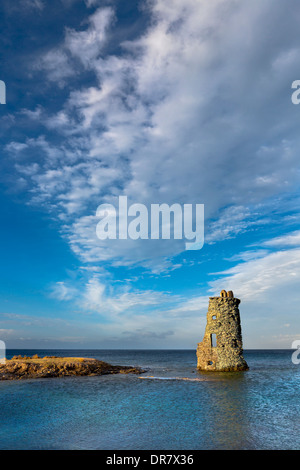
xmin=0 ymin=355 xmax=145 ymax=380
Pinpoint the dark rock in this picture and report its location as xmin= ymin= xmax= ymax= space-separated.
xmin=0 ymin=356 xmax=145 ymax=381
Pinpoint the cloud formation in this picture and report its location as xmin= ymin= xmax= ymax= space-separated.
xmin=7 ymin=0 xmax=300 ymax=271
xmin=2 ymin=1 xmax=300 ymax=347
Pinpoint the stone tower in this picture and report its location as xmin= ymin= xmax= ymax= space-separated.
xmin=196 ymin=290 xmax=248 ymax=371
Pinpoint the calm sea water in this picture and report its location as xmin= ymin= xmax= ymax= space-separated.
xmin=0 ymin=349 xmax=299 ymax=450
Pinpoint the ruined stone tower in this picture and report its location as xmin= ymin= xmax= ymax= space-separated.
xmin=196 ymin=290 xmax=248 ymax=371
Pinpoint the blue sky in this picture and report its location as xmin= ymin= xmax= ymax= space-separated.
xmin=0 ymin=0 xmax=300 ymax=349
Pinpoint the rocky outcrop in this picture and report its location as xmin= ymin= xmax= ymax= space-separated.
xmin=196 ymin=291 xmax=248 ymax=372
xmin=0 ymin=356 xmax=145 ymax=380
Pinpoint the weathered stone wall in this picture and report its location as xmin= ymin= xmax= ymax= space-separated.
xmin=197 ymin=293 xmax=248 ymax=372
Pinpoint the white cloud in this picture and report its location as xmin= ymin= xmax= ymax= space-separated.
xmin=165 ymin=295 xmax=208 ymax=318
xmin=84 ymin=0 xmax=101 ymax=7
xmin=263 ymin=230 xmax=300 ymax=247
xmin=34 ymin=49 xmax=74 ymax=85
xmin=23 ymin=0 xmax=44 ymax=10
xmin=11 ymin=0 xmax=300 ymax=272
xmin=225 ymin=250 xmax=270 ymax=262
xmin=0 ymin=329 xmax=14 ymax=336
xmin=209 ymin=248 xmax=300 ymax=300
xmin=206 ymin=206 xmax=252 ymax=244
xmin=49 ymin=273 xmax=206 ymax=347
xmin=81 ymin=276 xmax=172 ymax=315
xmin=6 ymin=142 xmax=28 ymax=153
xmin=206 ymin=242 xmax=300 ymax=347
xmin=51 ymin=281 xmax=78 ymax=301
xmin=46 ymin=225 xmax=300 ymax=348
xmin=64 ymin=7 xmax=114 ymax=67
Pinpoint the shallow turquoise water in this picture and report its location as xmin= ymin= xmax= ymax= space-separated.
xmin=0 ymin=349 xmax=299 ymax=450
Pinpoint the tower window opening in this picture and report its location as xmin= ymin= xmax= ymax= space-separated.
xmin=211 ymin=334 xmax=217 ymax=348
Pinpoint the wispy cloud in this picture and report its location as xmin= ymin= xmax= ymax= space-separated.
xmin=7 ymin=0 xmax=300 ymax=273
xmin=210 ymin=221 xmax=300 ymax=294
xmin=22 ymin=0 xmax=44 ymax=11
xmin=263 ymin=230 xmax=300 ymax=247
xmin=52 ymin=275 xmax=179 ymax=317
xmin=2 ymin=0 xmax=300 ymax=349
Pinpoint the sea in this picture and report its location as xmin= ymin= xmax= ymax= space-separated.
xmin=0 ymin=349 xmax=299 ymax=450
